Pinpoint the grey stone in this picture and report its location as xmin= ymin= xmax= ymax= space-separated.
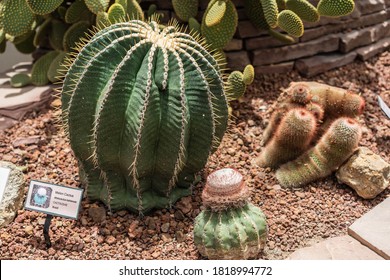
xmin=0 ymin=161 xmax=26 ymax=228
xmin=357 ymin=0 xmax=386 ymax=15
xmin=295 ymin=52 xmax=357 ymax=77
xmin=252 ymin=34 xmax=340 ymax=66
xmin=245 ymin=35 xmax=297 ymax=50
xmin=254 ymin=62 xmax=294 ymax=75
xmin=336 ymin=147 xmax=389 ymax=199
xmin=300 ymin=24 xmax=346 ymax=42
xmin=226 ymin=51 xmax=251 ymax=70
xmin=339 ymin=28 xmax=374 ymax=53
xmin=88 ymin=206 xmax=107 ymax=223
xmin=356 ymin=37 xmax=390 ymax=60
xmin=0 ymin=116 xmax=18 ymax=131
xmin=348 ymin=197 xmax=390 ymax=259
xmin=287 ymin=236 xmax=384 ymax=260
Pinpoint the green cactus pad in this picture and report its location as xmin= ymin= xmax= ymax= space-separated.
xmin=261 ymin=0 xmax=279 ymax=28
xmin=244 ymin=0 xmax=269 ymax=30
xmin=49 ymin=20 xmax=68 ymax=51
xmin=57 ymin=6 xmax=67 ymax=21
xmin=65 ymin=0 xmax=92 ymax=24
xmin=188 ymin=17 xmax=201 ymax=35
xmin=268 ymin=29 xmax=296 ymax=43
xmin=286 ymin=0 xmax=319 ymax=22
xmin=242 ymin=64 xmax=255 ymax=85
xmin=194 ymin=203 xmax=267 ymax=259
xmin=205 ymin=0 xmax=226 ymax=27
xmin=116 ymin=0 xmax=128 ymax=10
xmin=14 ymin=31 xmax=36 ymax=54
xmin=26 ymin=0 xmax=63 ymax=15
xmin=85 ymin=0 xmax=110 ymax=15
xmin=31 ymin=50 xmax=61 ymax=86
xmin=202 ymin=0 xmax=238 ymax=50
xmin=10 ymin=73 xmax=32 ymax=88
xmin=317 ymin=0 xmax=355 ymax=17
xmin=226 ymin=71 xmax=246 ymax=100
xmin=172 ymin=0 xmax=199 ymax=22
xmin=61 ymin=21 xmax=228 ymax=213
xmin=126 ymin=0 xmax=144 ymax=20
xmin=147 ymin=4 xmax=157 ymax=18
xmin=108 ymin=3 xmax=126 ymax=23
xmin=277 ymin=10 xmax=304 ymax=37
xmin=3 ymin=0 xmax=35 ymax=37
xmin=63 ymin=21 xmax=90 ymax=52
xmin=276 ymin=117 xmax=361 ymax=188
xmin=48 ymin=51 xmax=68 ymax=83
xmin=33 ymin=17 xmax=51 ymax=47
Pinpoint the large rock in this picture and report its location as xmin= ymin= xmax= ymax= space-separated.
xmin=336 ymin=147 xmax=390 ymax=199
xmin=0 ymin=161 xmax=26 ymax=228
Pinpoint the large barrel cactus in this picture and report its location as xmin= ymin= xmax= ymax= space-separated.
xmin=61 ymin=20 xmax=229 ymax=213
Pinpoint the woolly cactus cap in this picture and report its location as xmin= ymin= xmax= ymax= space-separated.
xmin=286 ymin=82 xmax=312 ymax=104
xmin=202 ymin=168 xmax=249 ymax=211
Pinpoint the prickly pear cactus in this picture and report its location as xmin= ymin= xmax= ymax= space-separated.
xmin=194 ymin=168 xmax=268 ymax=259
xmin=61 ymin=20 xmax=229 ymax=213
xmin=172 ymin=0 xmax=199 ymax=22
xmin=317 ymin=0 xmax=355 ymax=17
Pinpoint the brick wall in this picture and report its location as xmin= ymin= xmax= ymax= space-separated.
xmin=142 ymin=0 xmax=390 ymax=77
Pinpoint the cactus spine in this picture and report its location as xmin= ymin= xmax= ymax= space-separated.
xmin=276 ymin=117 xmax=362 ymax=188
xmin=61 ymin=20 xmax=229 ymax=213
xmin=256 ymin=108 xmax=317 ymax=168
xmin=194 ymin=168 xmax=267 ymax=259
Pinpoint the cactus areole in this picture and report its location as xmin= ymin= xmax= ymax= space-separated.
xmin=61 ymin=20 xmax=229 ymax=213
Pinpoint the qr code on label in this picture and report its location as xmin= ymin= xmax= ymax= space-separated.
xmin=30 ymin=184 xmax=52 ymax=209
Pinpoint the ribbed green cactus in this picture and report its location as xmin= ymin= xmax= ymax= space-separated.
xmin=2 ymin=0 xmax=35 ymax=37
xmin=194 ymin=168 xmax=267 ymax=259
xmin=261 ymin=0 xmax=279 ymax=28
xmin=277 ymin=10 xmax=304 ymax=37
xmin=172 ymin=0 xmax=199 ymax=22
xmin=276 ymin=117 xmax=361 ymax=188
xmin=202 ymin=0 xmax=238 ymax=50
xmin=61 ymin=20 xmax=229 ymax=213
xmin=286 ymin=0 xmax=319 ymax=22
xmin=317 ymin=0 xmax=355 ymax=17
xmin=26 ymin=0 xmax=64 ymax=15
xmin=256 ymin=108 xmax=317 ymax=168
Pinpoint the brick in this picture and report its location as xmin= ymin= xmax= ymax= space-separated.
xmin=254 ymin=62 xmax=294 ymax=75
xmin=356 ymin=37 xmax=390 ymax=60
xmin=251 ymin=34 xmax=340 ymax=66
xmin=237 ymin=8 xmax=248 ymax=20
xmin=245 ymin=35 xmax=297 ymax=50
xmin=295 ymin=52 xmax=357 ymax=77
xmin=339 ymin=28 xmax=374 ymax=53
xmin=300 ymin=23 xmax=345 ymax=42
xmin=223 ymin=39 xmax=243 ymax=51
xmin=357 ymin=0 xmax=386 ymax=15
xmin=226 ymin=51 xmax=251 ymax=70
xmin=373 ymin=20 xmax=390 ymax=40
xmin=236 ymin=21 xmax=267 ymax=38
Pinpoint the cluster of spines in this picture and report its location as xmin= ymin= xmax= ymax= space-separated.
xmin=61 ymin=20 xmax=229 ymax=213
xmin=276 ymin=117 xmax=361 ymax=188
xmin=258 ymin=81 xmax=364 ymax=188
xmin=194 ymin=168 xmax=267 ymax=259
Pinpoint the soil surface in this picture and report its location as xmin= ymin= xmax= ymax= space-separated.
xmin=0 ymin=52 xmax=389 ymax=260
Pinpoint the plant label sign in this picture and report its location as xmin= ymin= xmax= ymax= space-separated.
xmin=0 ymin=167 xmax=11 ymax=203
xmin=25 ymin=180 xmax=83 ymax=220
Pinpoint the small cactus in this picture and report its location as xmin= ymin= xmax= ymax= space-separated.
xmin=26 ymin=0 xmax=64 ymax=15
xmin=242 ymin=64 xmax=255 ymax=85
xmin=84 ymin=0 xmax=110 ymax=15
xmin=285 ymin=0 xmax=319 ymax=22
xmin=61 ymin=20 xmax=229 ymax=213
xmin=194 ymin=168 xmax=267 ymax=259
xmin=172 ymin=0 xmax=199 ymax=22
xmin=317 ymin=0 xmax=355 ymax=17
xmin=277 ymin=10 xmax=304 ymax=37
xmin=225 ymin=65 xmax=255 ymax=100
xmin=276 ymin=117 xmax=362 ymax=188
xmin=10 ymin=73 xmax=32 ymax=88
xmin=261 ymin=0 xmax=279 ymax=28
xmin=256 ymin=108 xmax=317 ymax=168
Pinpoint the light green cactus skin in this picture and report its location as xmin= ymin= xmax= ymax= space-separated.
xmin=276 ymin=117 xmax=361 ymax=188
xmin=226 ymin=71 xmax=246 ymax=100
xmin=260 ymin=0 xmax=279 ymax=28
xmin=126 ymin=0 xmax=144 ymax=20
xmin=202 ymin=0 xmax=238 ymax=50
xmin=317 ymin=0 xmax=355 ymax=17
xmin=3 ymin=0 xmax=36 ymax=37
xmin=108 ymin=3 xmax=126 ymax=23
xmin=84 ymin=0 xmax=110 ymax=15
xmin=61 ymin=21 xmax=229 ymax=213
xmin=194 ymin=203 xmax=267 ymax=260
xmin=242 ymin=64 xmax=255 ymax=85
xmin=205 ymin=0 xmax=226 ymax=27
xmin=285 ymin=0 xmax=319 ymax=22
xmin=10 ymin=73 xmax=32 ymax=88
xmin=116 ymin=0 xmax=128 ymax=10
xmin=31 ymin=50 xmax=61 ymax=86
xmin=277 ymin=10 xmax=304 ymax=37
xmin=188 ymin=17 xmax=201 ymax=35
xmin=172 ymin=0 xmax=199 ymax=22
xmin=26 ymin=0 xmax=64 ymax=15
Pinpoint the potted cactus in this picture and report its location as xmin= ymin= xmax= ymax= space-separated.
xmin=194 ymin=168 xmax=268 ymax=259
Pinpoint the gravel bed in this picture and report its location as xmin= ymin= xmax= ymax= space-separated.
xmin=0 ymin=52 xmax=389 ymax=260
